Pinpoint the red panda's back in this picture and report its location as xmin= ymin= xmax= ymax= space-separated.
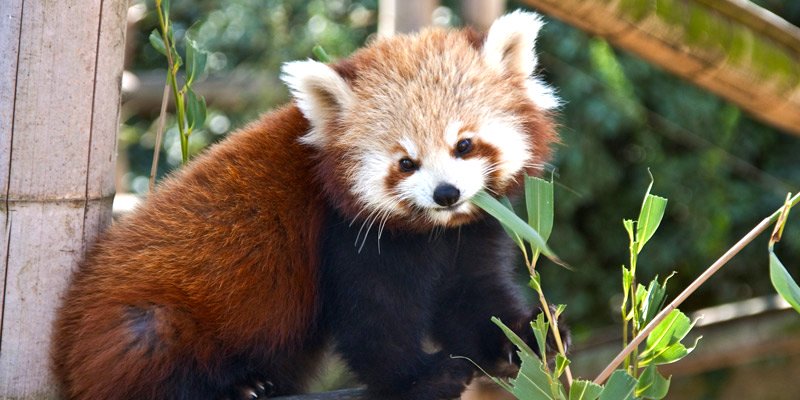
xmin=52 ymin=105 xmax=326 ymax=399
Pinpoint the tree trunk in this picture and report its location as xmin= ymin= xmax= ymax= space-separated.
xmin=0 ymin=0 xmax=127 ymax=397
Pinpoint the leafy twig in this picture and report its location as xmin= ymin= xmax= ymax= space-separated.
xmin=594 ymin=191 xmax=800 ymax=384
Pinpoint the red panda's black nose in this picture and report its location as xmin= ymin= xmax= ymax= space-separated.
xmin=433 ymin=184 xmax=461 ymax=207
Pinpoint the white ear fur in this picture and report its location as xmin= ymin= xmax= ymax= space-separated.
xmin=281 ymin=60 xmax=355 ymax=146
xmin=483 ymin=11 xmax=560 ymax=110
xmin=483 ymin=10 xmax=544 ymax=76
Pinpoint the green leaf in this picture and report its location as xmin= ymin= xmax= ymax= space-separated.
xmin=634 ymin=174 xmax=667 ymax=253
xmin=554 ymin=353 xmax=570 ymax=378
xmin=185 ymin=41 xmax=206 ymax=84
xmin=598 ymin=370 xmax=637 ymax=400
xmin=185 ymin=88 xmax=207 ymax=131
xmin=472 ymin=191 xmax=561 ymax=264
xmin=149 ymin=29 xmax=167 ymax=56
xmin=161 ymin=0 xmax=171 ymax=21
xmin=492 ymin=317 xmax=564 ymax=399
xmin=769 ymin=249 xmax=800 ymax=314
xmin=639 ymin=310 xmax=700 ymax=366
xmin=512 ymin=350 xmax=565 ymax=400
xmin=639 ymin=276 xmax=668 ymax=327
xmin=499 ymin=197 xmax=526 ymax=252
xmin=525 ymin=176 xmax=555 ymax=244
xmin=635 ymin=365 xmax=670 ymax=399
xmin=642 ymin=336 xmax=701 ymax=365
xmin=531 ymin=312 xmax=549 ymax=363
xmin=635 ymin=193 xmax=667 ymax=253
xmin=312 ymin=44 xmax=333 ymax=62
xmin=492 ymin=317 xmax=536 ymax=357
xmin=623 ymin=219 xmax=635 ymax=243
xmin=568 ymin=380 xmax=603 ymax=400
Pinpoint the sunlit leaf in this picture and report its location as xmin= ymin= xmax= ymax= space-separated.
xmin=639 ymin=275 xmax=669 ymax=327
xmin=635 ymin=365 xmax=670 ymax=399
xmin=499 ymin=197 xmax=526 ymax=252
xmin=568 ymin=380 xmax=603 ymax=400
xmin=639 ymin=310 xmax=700 ymax=366
xmin=769 ymin=249 xmax=800 ymax=314
xmin=598 ymin=370 xmax=637 ymax=400
xmin=554 ymin=353 xmax=570 ymax=378
xmin=526 ymin=176 xmax=554 ymax=244
xmin=472 ymin=191 xmax=560 ymax=263
xmin=636 ymin=193 xmax=667 ymax=253
xmin=492 ymin=317 xmax=565 ymax=399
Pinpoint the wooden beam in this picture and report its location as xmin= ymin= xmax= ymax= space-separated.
xmin=0 ymin=0 xmax=127 ymax=396
xmin=521 ymin=0 xmax=800 ymax=136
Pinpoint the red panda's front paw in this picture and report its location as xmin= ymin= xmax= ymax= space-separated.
xmin=220 ymin=379 xmax=274 ymax=400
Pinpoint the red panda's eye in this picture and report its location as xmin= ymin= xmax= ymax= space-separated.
xmin=399 ymin=158 xmax=418 ymax=172
xmin=455 ymin=138 xmax=473 ymax=156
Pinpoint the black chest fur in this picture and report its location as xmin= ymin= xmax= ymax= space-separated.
xmin=318 ymin=210 xmax=531 ymax=399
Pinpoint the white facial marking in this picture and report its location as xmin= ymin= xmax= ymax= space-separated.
xmin=444 ymin=120 xmax=463 ymax=146
xmin=475 ymin=118 xmax=531 ymax=180
xmin=352 ymin=150 xmax=392 ymax=212
xmin=395 ymin=149 xmax=486 ymax=223
xmin=399 ymin=137 xmax=419 ymax=159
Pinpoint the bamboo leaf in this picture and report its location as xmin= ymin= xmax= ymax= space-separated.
xmin=568 ymin=380 xmax=603 ymax=400
xmin=500 ymin=197 xmax=526 ymax=251
xmin=185 ymin=89 xmax=206 ymax=131
xmin=635 ymin=365 xmax=670 ymax=399
xmin=769 ymin=249 xmax=800 ymax=314
xmin=554 ymin=353 xmax=570 ymax=378
xmin=526 ymin=176 xmax=554 ymax=243
xmin=636 ymin=193 xmax=667 ymax=253
xmin=149 ymin=29 xmax=167 ymax=56
xmin=472 ymin=191 xmax=561 ymax=264
xmin=639 ymin=309 xmax=700 ymax=366
xmin=531 ymin=312 xmax=549 ymax=363
xmin=492 ymin=317 xmax=564 ymax=399
xmin=598 ymin=370 xmax=637 ymax=400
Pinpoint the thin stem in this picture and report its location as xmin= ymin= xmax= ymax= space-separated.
xmin=149 ymin=80 xmax=170 ymax=192
xmin=594 ymin=192 xmax=800 ymax=384
xmin=155 ymin=0 xmax=190 ymax=164
xmin=525 ymin=255 xmax=574 ymax=386
xmin=535 ymin=287 xmax=574 ymax=385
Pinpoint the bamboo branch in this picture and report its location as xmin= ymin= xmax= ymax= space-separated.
xmin=594 ymin=192 xmax=800 ymax=384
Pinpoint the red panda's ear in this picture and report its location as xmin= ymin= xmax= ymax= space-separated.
xmin=281 ymin=60 xmax=355 ymax=147
xmin=483 ymin=10 xmax=544 ymax=77
xmin=483 ymin=10 xmax=560 ymax=110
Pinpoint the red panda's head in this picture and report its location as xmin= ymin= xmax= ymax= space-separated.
xmin=282 ymin=11 xmax=558 ymax=232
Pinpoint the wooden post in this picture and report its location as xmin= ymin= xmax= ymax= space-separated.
xmin=461 ymin=0 xmax=506 ymax=31
xmin=0 ymin=0 xmax=127 ymax=397
xmin=378 ymin=0 xmax=439 ymax=36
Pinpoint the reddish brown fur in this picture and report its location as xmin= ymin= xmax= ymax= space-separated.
xmin=52 ymin=107 xmax=325 ymax=399
xmin=52 ymin=20 xmax=559 ymax=399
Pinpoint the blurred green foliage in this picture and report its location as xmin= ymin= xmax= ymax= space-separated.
xmin=122 ymin=0 xmax=800 ymax=337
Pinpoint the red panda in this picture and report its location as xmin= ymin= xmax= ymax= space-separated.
xmin=52 ymin=10 xmax=560 ymax=400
